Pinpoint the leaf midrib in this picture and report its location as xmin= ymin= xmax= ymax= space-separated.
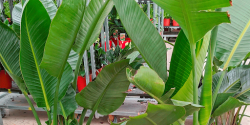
xmin=79 ymin=0 xmax=111 ymax=54
xmin=0 ymin=54 xmax=13 ymax=74
xmin=91 ymin=64 xmax=128 ymax=113
xmin=24 ymin=10 xmax=50 ymax=111
xmin=180 ymin=0 xmax=194 ymax=43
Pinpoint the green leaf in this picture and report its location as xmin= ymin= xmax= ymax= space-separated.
xmin=0 ymin=22 xmax=26 ymax=92
xmin=127 ymin=51 xmax=140 ymax=64
xmin=215 ymin=0 xmax=250 ymax=68
xmin=212 ymin=97 xmax=247 ymax=117
xmin=19 ymin=0 xmax=73 ymax=110
xmin=72 ymin=0 xmax=114 ymax=55
xmin=40 ymin=0 xmax=86 ymax=77
xmin=126 ymin=103 xmax=186 ymax=125
xmin=236 ymin=69 xmax=250 ymax=98
xmin=126 ymin=66 xmax=165 ymax=103
xmin=165 ymin=30 xmax=192 ymax=95
xmin=171 ymin=99 xmax=204 ymax=120
xmin=12 ymin=3 xmax=22 ymax=36
xmin=12 ymin=0 xmax=57 ymax=36
xmin=151 ymin=0 xmax=230 ymax=43
xmin=76 ymin=60 xmax=130 ymax=115
xmin=68 ymin=50 xmax=79 ymax=70
xmin=212 ymin=93 xmax=234 ymax=113
xmin=168 ymin=31 xmax=210 ymax=102
xmin=57 ymin=86 xmax=78 ymax=117
xmin=113 ymin=0 xmax=167 ymax=81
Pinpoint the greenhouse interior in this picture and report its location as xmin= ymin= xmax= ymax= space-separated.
xmin=0 ymin=0 xmax=250 ymax=125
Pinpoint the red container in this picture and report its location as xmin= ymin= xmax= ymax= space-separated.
xmin=96 ymin=68 xmax=103 ymax=76
xmin=173 ymin=19 xmax=179 ymax=26
xmin=0 ymin=70 xmax=12 ymax=89
xmin=164 ymin=18 xmax=170 ymax=26
xmin=77 ymin=74 xmax=92 ymax=92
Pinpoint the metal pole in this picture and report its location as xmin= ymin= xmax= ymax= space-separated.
xmin=153 ymin=3 xmax=157 ymax=27
xmin=101 ymin=26 xmax=105 ymax=50
xmin=105 ymin=17 xmax=110 ymax=51
xmin=158 ymin=6 xmax=161 ymax=33
xmin=90 ymin=46 xmax=96 ymax=79
xmin=0 ymin=109 xmax=3 ymax=125
xmin=161 ymin=8 xmax=164 ymax=36
xmin=147 ymin=1 xmax=150 ymax=19
xmin=8 ymin=0 xmax=13 ymax=20
xmin=83 ymin=51 xmax=90 ymax=85
xmin=57 ymin=0 xmax=62 ymax=8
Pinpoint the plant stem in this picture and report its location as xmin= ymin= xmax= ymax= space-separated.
xmin=86 ymin=110 xmax=95 ymax=125
xmin=46 ymin=109 xmax=51 ymax=125
xmin=59 ymin=101 xmax=68 ymax=125
xmin=24 ymin=94 xmax=41 ymax=125
xmin=164 ymin=40 xmax=174 ymax=46
xmin=238 ymin=105 xmax=247 ymax=124
xmin=72 ymin=54 xmax=84 ymax=90
xmin=79 ymin=108 xmax=88 ymax=125
xmin=190 ymin=43 xmax=199 ymax=125
xmin=53 ymin=78 xmax=62 ymax=125
xmin=212 ymin=70 xmax=226 ymax=106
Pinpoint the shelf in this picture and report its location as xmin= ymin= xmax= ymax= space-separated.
xmin=164 ymin=26 xmax=181 ymax=28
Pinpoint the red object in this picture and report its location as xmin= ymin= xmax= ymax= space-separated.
xmin=77 ymin=74 xmax=92 ymax=92
xmin=96 ymin=68 xmax=103 ymax=76
xmin=110 ymin=37 xmax=131 ymax=49
xmin=230 ymin=1 xmax=232 ymax=6
xmin=164 ymin=18 xmax=170 ymax=26
xmin=0 ymin=70 xmax=12 ymax=89
xmin=150 ymin=18 xmax=154 ymax=23
xmin=173 ymin=20 xmax=179 ymax=26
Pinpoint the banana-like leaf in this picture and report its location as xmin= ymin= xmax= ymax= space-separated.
xmin=113 ymin=0 xmax=167 ymax=81
xmin=126 ymin=103 xmax=185 ymax=125
xmin=12 ymin=3 xmax=22 ymax=36
xmin=237 ymin=69 xmax=250 ymax=98
xmin=215 ymin=0 xmax=250 ymax=68
xmin=165 ymin=31 xmax=192 ymax=95
xmin=151 ymin=0 xmax=230 ymax=43
xmin=40 ymin=0 xmax=86 ymax=77
xmin=0 ymin=22 xmax=26 ymax=92
xmin=167 ymin=31 xmax=210 ymax=102
xmin=126 ymin=67 xmax=203 ymax=123
xmin=12 ymin=0 xmax=57 ymax=36
xmin=68 ymin=50 xmax=79 ymax=70
xmin=76 ymin=60 xmax=130 ymax=115
xmin=212 ymin=97 xmax=247 ymax=117
xmin=171 ymin=99 xmax=204 ymax=120
xmin=212 ymin=93 xmax=234 ymax=113
xmin=57 ymin=86 xmax=78 ymax=117
xmin=127 ymin=66 xmax=165 ymax=102
xmin=72 ymin=0 xmax=114 ymax=54
xmin=20 ymin=0 xmax=73 ymax=109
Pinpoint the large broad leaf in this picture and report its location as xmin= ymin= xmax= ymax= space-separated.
xmin=68 ymin=50 xmax=79 ymax=70
xmin=19 ymin=0 xmax=73 ymax=109
xmin=151 ymin=0 xmax=230 ymax=43
xmin=126 ymin=103 xmax=186 ymax=125
xmin=237 ymin=69 xmax=250 ymax=98
xmin=76 ymin=60 xmax=130 ymax=115
xmin=0 ymin=22 xmax=26 ymax=92
xmin=167 ymin=31 xmax=210 ymax=102
xmin=215 ymin=0 xmax=250 ymax=67
xmin=127 ymin=66 xmax=165 ymax=102
xmin=11 ymin=0 xmax=57 ymax=36
xmin=57 ymin=86 xmax=78 ymax=117
xmin=113 ymin=0 xmax=167 ymax=81
xmin=41 ymin=0 xmax=113 ymax=78
xmin=12 ymin=3 xmax=22 ymax=36
xmin=165 ymin=30 xmax=192 ymax=95
xmin=212 ymin=97 xmax=247 ymax=117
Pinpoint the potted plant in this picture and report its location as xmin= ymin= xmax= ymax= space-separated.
xmin=164 ymin=12 xmax=170 ymax=26
xmin=0 ymin=62 xmax=12 ymax=89
xmin=77 ymin=44 xmax=107 ymax=92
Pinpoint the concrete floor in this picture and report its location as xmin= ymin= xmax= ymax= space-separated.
xmin=2 ymin=107 xmax=250 ymax=125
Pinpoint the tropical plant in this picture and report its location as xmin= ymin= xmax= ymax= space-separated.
xmin=1 ymin=0 xmax=250 ymax=125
